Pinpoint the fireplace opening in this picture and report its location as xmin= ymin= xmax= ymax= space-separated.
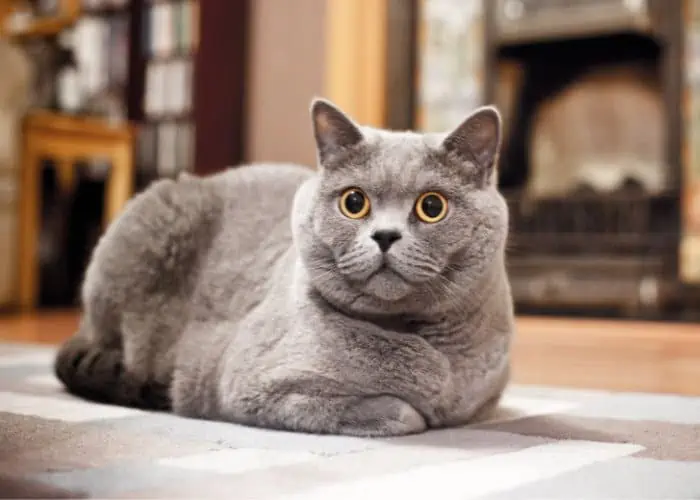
xmin=497 ymin=33 xmax=664 ymax=190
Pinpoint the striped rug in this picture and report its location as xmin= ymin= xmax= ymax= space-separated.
xmin=0 ymin=342 xmax=698 ymax=499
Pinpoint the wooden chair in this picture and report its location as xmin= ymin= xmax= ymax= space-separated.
xmin=17 ymin=111 xmax=136 ymax=310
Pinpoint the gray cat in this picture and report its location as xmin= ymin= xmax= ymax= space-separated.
xmin=55 ymin=98 xmax=514 ymax=437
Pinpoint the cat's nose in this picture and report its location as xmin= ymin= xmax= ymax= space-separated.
xmin=371 ymin=230 xmax=402 ymax=252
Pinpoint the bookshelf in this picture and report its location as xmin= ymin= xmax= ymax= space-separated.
xmin=135 ymin=0 xmax=249 ymax=179
xmin=68 ymin=0 xmax=249 ymax=181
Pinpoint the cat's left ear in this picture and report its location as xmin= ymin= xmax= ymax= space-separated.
xmin=441 ymin=106 xmax=502 ymax=183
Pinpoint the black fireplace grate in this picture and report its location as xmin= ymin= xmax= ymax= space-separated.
xmin=504 ymin=190 xmax=680 ymax=256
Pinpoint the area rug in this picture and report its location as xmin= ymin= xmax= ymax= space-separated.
xmin=0 ymin=342 xmax=699 ymax=499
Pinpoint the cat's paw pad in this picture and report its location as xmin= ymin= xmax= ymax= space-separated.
xmin=340 ymin=395 xmax=427 ymax=437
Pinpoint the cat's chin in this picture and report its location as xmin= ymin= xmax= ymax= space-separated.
xmin=362 ymin=269 xmax=414 ymax=302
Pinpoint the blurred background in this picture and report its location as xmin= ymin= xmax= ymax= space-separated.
xmin=0 ymin=0 xmax=698 ymax=394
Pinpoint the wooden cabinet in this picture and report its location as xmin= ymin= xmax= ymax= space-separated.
xmin=0 ymin=0 xmax=80 ymax=38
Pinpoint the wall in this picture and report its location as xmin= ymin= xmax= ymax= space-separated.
xmin=245 ymin=0 xmax=326 ymax=168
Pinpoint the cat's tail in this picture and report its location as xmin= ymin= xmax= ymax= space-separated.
xmin=54 ymin=335 xmax=171 ymax=411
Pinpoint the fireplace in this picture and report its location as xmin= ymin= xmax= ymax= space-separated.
xmin=482 ymin=0 xmax=685 ymax=315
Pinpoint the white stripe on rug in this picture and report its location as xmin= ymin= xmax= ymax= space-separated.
xmin=0 ymin=351 xmax=55 ymax=367
xmin=25 ymin=374 xmax=63 ymax=389
xmin=158 ymin=449 xmax=320 ymax=474
xmin=273 ymin=441 xmax=643 ymax=500
xmin=0 ymin=392 xmax=146 ymax=422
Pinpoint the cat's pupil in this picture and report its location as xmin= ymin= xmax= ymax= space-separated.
xmin=421 ymin=195 xmax=443 ymax=218
xmin=344 ymin=191 xmax=365 ymax=214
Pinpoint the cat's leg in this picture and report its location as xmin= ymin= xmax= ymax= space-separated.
xmin=171 ymin=327 xmax=431 ymax=436
xmin=175 ymin=359 xmax=427 ymax=436
xmin=206 ymin=362 xmax=436 ymax=436
xmin=172 ymin=303 xmax=453 ymax=435
xmin=338 ymin=395 xmax=427 ymax=436
xmin=247 ymin=392 xmax=427 ymax=437
xmin=219 ymin=363 xmax=440 ymax=436
xmin=55 ymin=177 xmax=214 ymax=410
xmin=54 ymin=277 xmax=171 ymax=410
xmin=180 ymin=329 xmax=451 ymax=436
xmin=54 ymin=329 xmax=171 ymax=410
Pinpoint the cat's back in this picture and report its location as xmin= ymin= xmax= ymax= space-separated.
xmin=189 ymin=163 xmax=315 ymax=318
xmin=209 ymin=162 xmax=314 ymax=211
xmin=84 ymin=162 xmax=313 ymax=314
xmin=207 ymin=163 xmax=314 ymax=236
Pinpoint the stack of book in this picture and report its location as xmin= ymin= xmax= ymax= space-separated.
xmin=139 ymin=0 xmax=199 ymax=178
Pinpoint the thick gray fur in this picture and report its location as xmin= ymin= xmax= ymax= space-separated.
xmin=55 ymin=98 xmax=514 ymax=437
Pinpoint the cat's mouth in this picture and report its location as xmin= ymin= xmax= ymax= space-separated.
xmin=369 ymin=259 xmax=404 ymax=280
xmin=362 ymin=262 xmax=415 ymax=301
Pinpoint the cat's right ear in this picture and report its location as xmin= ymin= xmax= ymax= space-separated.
xmin=441 ymin=106 xmax=502 ymax=185
xmin=310 ymin=98 xmax=364 ymax=164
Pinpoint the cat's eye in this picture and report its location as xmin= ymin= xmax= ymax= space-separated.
xmin=339 ymin=188 xmax=370 ymax=219
xmin=415 ymin=192 xmax=448 ymax=223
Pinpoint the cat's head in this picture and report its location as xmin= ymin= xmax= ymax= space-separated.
xmin=293 ymin=98 xmax=508 ymax=317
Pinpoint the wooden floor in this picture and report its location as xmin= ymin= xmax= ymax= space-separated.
xmin=1 ymin=310 xmax=699 ymax=396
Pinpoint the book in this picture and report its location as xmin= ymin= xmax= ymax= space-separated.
xmin=156 ymin=121 xmax=178 ymax=177
xmin=137 ymin=123 xmax=158 ymax=175
xmin=143 ymin=0 xmax=199 ymax=57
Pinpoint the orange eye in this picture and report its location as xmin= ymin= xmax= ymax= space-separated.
xmin=415 ymin=192 xmax=448 ymax=223
xmin=339 ymin=188 xmax=370 ymax=219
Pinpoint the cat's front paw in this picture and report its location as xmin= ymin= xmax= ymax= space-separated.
xmin=338 ymin=395 xmax=427 ymax=437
